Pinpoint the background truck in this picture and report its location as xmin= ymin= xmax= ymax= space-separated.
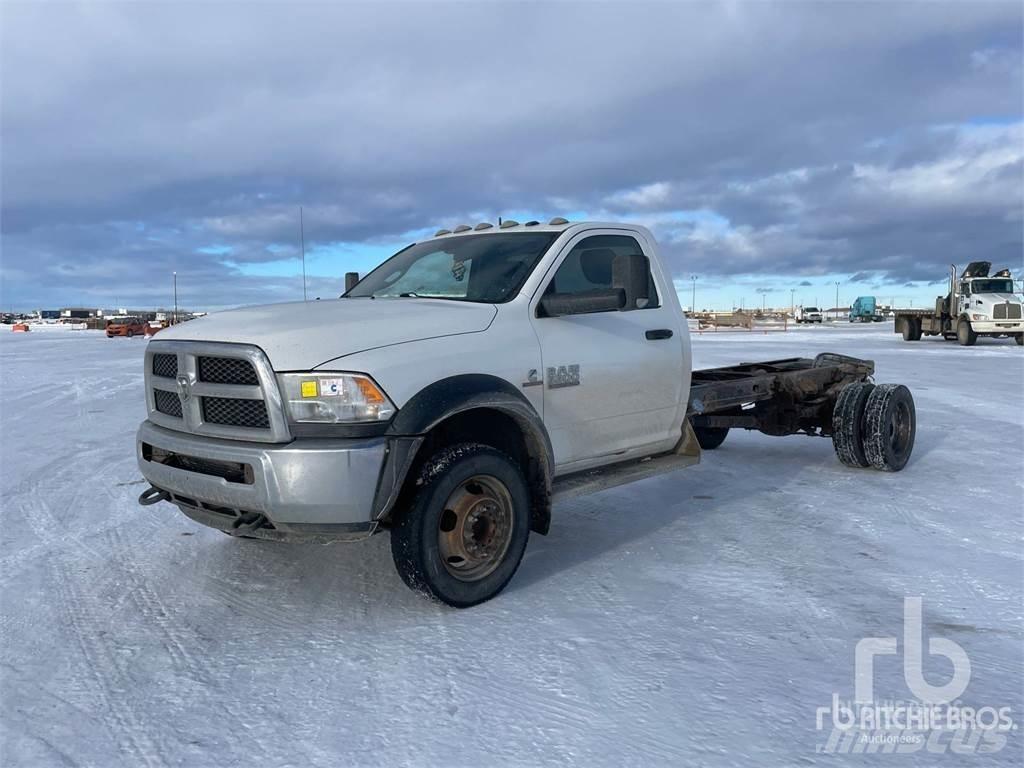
xmin=894 ymin=262 xmax=1024 ymax=346
xmin=849 ymin=296 xmax=883 ymax=322
xmin=136 ymin=219 xmax=916 ymax=607
xmin=795 ymin=306 xmax=823 ymax=323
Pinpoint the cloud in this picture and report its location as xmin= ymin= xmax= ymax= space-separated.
xmin=1 ymin=1 xmax=1021 ymax=309
xmin=799 ymin=280 xmax=814 ymax=286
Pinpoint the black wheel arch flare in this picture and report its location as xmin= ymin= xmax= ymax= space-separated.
xmin=371 ymin=374 xmax=555 ymax=535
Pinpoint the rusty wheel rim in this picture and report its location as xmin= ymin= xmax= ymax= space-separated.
xmin=437 ymin=474 xmax=514 ymax=582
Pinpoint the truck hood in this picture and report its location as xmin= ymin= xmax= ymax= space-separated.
xmin=980 ymin=294 xmax=1022 ymax=304
xmin=157 ymin=298 xmax=497 ymax=370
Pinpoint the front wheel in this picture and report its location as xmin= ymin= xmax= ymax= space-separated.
xmin=1015 ymin=334 xmax=1023 ymax=346
xmin=389 ymin=443 xmax=530 ymax=608
xmin=957 ymin=319 xmax=976 ymax=346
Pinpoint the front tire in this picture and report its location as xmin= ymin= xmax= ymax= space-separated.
xmin=390 ymin=443 xmax=530 ymax=608
xmin=1015 ymin=334 xmax=1023 ymax=346
xmin=957 ymin=319 xmax=976 ymax=346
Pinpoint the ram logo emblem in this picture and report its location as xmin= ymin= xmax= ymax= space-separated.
xmin=176 ymin=373 xmax=193 ymax=402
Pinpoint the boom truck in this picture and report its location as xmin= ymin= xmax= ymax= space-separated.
xmin=136 ymin=219 xmax=917 ymax=607
xmin=894 ymin=262 xmax=1024 ymax=346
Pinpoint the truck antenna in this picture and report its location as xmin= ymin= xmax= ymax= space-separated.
xmin=300 ymin=207 xmax=307 ymax=301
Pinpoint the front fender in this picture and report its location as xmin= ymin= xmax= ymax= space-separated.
xmin=371 ymin=374 xmax=555 ymax=533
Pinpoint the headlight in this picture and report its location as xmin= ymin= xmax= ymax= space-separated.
xmin=277 ymin=372 xmax=396 ymax=424
xmin=971 ymin=313 xmax=989 ymax=321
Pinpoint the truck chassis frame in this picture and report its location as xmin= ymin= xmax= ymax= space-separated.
xmin=688 ymin=353 xmax=874 ymax=437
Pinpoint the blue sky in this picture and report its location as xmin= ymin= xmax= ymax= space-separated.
xmin=2 ymin=2 xmax=1021 ymax=312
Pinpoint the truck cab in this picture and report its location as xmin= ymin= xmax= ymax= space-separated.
xmin=954 ymin=264 xmax=1023 ymax=341
xmin=849 ymin=296 xmax=881 ymax=323
xmin=137 ymin=221 xmax=692 ymax=605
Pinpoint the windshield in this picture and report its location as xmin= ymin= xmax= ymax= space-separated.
xmin=969 ymin=279 xmax=1014 ymax=294
xmin=805 ymin=307 xmax=820 ymax=312
xmin=347 ymin=232 xmax=559 ymax=303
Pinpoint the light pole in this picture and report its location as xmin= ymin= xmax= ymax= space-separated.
xmin=173 ymin=271 xmax=178 ymax=325
xmin=762 ymin=293 xmax=767 ymax=314
xmin=690 ymin=275 xmax=697 ymax=313
xmin=790 ymin=288 xmax=795 ymax=315
xmin=834 ymin=281 xmax=840 ymax=314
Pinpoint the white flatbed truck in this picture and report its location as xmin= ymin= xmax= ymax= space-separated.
xmin=137 ymin=219 xmax=916 ymax=606
xmin=894 ymin=262 xmax=1023 ymax=345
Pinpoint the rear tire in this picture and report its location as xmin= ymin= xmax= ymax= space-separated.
xmin=1015 ymin=334 xmax=1023 ymax=346
xmin=832 ymin=381 xmax=874 ymax=468
xmin=901 ymin=319 xmax=916 ymax=341
xmin=862 ymin=384 xmax=916 ymax=472
xmin=389 ymin=443 xmax=530 ymax=608
xmin=957 ymin=319 xmax=976 ymax=346
xmin=693 ymin=425 xmax=729 ymax=450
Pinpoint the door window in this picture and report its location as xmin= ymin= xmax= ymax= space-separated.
xmin=543 ymin=235 xmax=659 ymax=310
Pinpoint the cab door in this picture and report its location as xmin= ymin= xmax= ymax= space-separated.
xmin=529 ymin=231 xmax=685 ymax=471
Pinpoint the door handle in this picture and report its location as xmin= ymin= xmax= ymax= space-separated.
xmin=645 ymin=328 xmax=673 ymax=340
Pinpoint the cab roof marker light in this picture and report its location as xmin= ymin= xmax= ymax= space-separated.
xmin=453 ymin=224 xmax=472 ymax=233
xmin=474 ymin=222 xmax=493 ymax=231
xmin=549 ymin=217 xmax=569 ymax=225
xmin=499 ymin=220 xmax=519 ymax=229
xmin=524 ymin=220 xmax=539 ymax=226
xmin=434 ymin=229 xmax=452 ymax=237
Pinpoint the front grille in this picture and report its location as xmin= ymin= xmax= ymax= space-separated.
xmin=146 ymin=342 xmax=287 ymax=442
xmin=202 ymin=396 xmax=270 ymax=428
xmin=993 ymin=304 xmax=1022 ymax=320
xmin=152 ymin=354 xmax=178 ymax=378
xmin=198 ymin=356 xmax=258 ymax=385
xmin=154 ymin=389 xmax=183 ymax=418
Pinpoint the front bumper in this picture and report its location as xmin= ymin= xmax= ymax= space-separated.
xmin=137 ymin=420 xmax=387 ymax=538
xmin=971 ymin=320 xmax=1024 ymax=334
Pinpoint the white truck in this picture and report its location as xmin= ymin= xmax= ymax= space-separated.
xmin=894 ymin=262 xmax=1024 ymax=345
xmin=137 ymin=219 xmax=916 ymax=607
xmin=795 ymin=306 xmax=823 ymax=324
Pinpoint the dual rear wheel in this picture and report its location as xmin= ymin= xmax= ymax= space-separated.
xmin=832 ymin=382 xmax=915 ymax=471
xmin=901 ymin=318 xmax=922 ymax=341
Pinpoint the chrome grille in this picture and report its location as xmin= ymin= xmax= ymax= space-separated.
xmin=993 ymin=303 xmax=1022 ymax=320
xmin=202 ymin=396 xmax=270 ymax=429
xmin=152 ymin=353 xmax=178 ymax=378
xmin=154 ymin=389 xmax=183 ymax=418
xmin=144 ymin=340 xmax=290 ymax=443
xmin=198 ymin=356 xmax=258 ymax=385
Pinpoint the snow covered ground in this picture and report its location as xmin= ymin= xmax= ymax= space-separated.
xmin=1 ymin=324 xmax=1021 ymax=766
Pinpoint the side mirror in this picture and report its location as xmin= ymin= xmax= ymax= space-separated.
xmin=539 ymin=289 xmax=626 ymax=317
xmin=613 ymin=253 xmax=649 ymax=310
xmin=344 ymin=272 xmax=360 ymax=292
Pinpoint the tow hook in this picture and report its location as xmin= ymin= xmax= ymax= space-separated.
xmin=231 ymin=511 xmax=269 ymax=533
xmin=138 ymin=486 xmax=170 ymax=506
